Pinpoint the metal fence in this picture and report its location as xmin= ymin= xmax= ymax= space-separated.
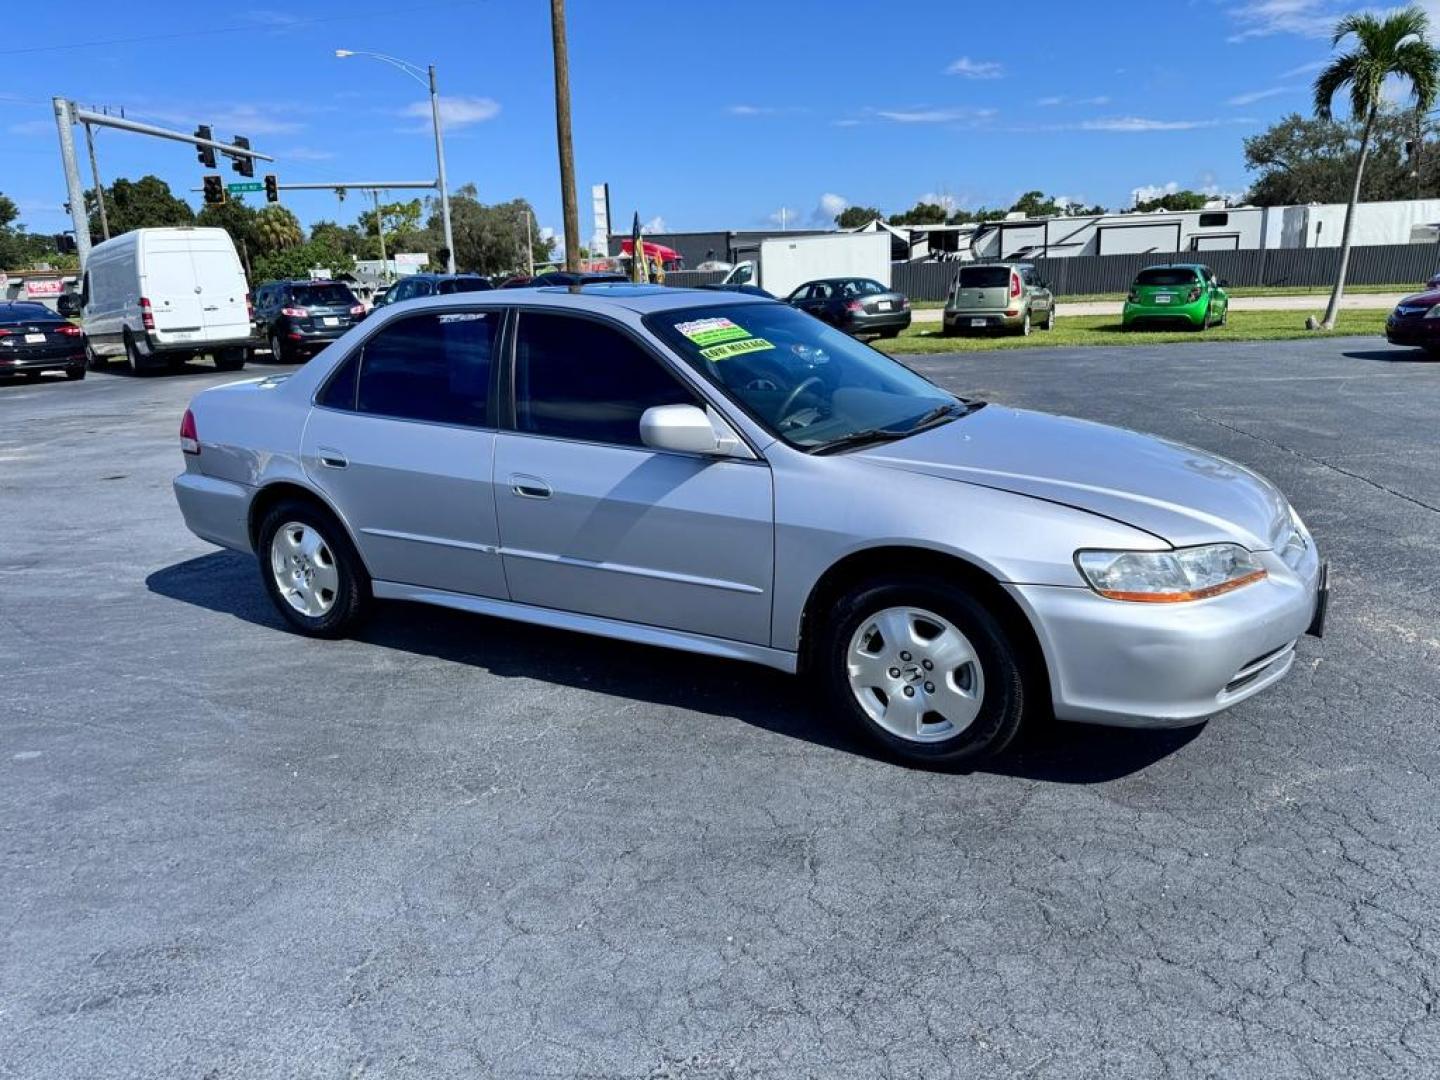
xmin=889 ymin=244 xmax=1440 ymax=300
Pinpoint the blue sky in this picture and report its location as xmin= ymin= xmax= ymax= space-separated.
xmin=1 ymin=0 xmax=1391 ymax=245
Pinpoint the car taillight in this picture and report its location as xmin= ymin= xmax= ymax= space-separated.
xmin=899 ymin=296 xmax=909 ymax=309
xmin=846 ymin=300 xmax=863 ymax=311
xmin=179 ymin=408 xmax=199 ymax=455
xmin=56 ymin=324 xmax=82 ymax=336
xmin=140 ymin=297 xmax=155 ymax=330
xmin=1187 ymin=287 xmax=1202 ymax=303
xmin=282 ymin=306 xmax=308 ymax=317
xmin=246 ymin=298 xmax=255 ymax=321
xmin=1009 ymin=272 xmax=1021 ymax=299
xmin=349 ymin=304 xmax=365 ymax=316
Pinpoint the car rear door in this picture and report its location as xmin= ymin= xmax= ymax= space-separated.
xmin=301 ymin=308 xmax=507 ymax=598
xmin=188 ymin=234 xmax=250 ymax=343
xmin=954 ymin=265 xmax=1011 ymax=313
xmin=492 ymin=309 xmax=774 ymax=645
xmin=140 ymin=237 xmax=206 ymax=342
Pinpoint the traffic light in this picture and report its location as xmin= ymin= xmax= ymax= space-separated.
xmin=264 ymin=174 xmax=279 ymax=203
xmin=230 ymin=135 xmax=253 ymax=178
xmin=195 ymin=125 xmax=216 ymax=169
xmin=202 ymin=175 xmax=226 ymax=206
xmin=53 ymin=233 xmax=77 ymax=254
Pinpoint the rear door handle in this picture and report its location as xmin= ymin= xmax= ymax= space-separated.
xmin=508 ymin=473 xmax=551 ymax=499
xmin=317 ymin=447 xmax=348 ymax=469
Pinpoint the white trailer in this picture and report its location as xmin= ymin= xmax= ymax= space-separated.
xmin=723 ymin=232 xmax=891 ymax=297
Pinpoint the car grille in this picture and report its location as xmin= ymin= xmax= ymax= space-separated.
xmin=1394 ymin=304 xmax=1430 ymax=318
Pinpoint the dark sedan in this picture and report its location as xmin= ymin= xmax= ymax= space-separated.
xmin=785 ymin=277 xmax=911 ymax=338
xmin=0 ymin=302 xmax=86 ymax=381
xmin=1385 ymin=290 xmax=1440 ymax=357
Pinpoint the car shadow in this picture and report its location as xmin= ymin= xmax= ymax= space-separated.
xmin=146 ymin=551 xmax=1196 ymax=783
xmin=1341 ymin=347 xmax=1437 ymax=364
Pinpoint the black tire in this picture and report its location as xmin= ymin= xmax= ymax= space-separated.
xmin=815 ymin=575 xmax=1031 ymax=768
xmin=256 ymin=498 xmax=370 ymax=638
xmin=214 ymin=347 xmax=246 ymax=372
xmin=1016 ymin=311 xmax=1031 ymax=337
xmin=1219 ymin=304 xmax=1228 ymax=327
xmin=1197 ymin=304 xmax=1213 ymax=331
xmin=123 ymin=330 xmax=150 ymax=376
xmin=85 ymin=340 xmax=106 ymax=370
xmin=880 ymin=329 xmax=901 ymax=339
xmin=65 ymin=365 xmax=86 ymax=381
xmin=1044 ymin=306 xmax=1056 ymax=331
xmin=269 ymin=333 xmax=291 ymax=364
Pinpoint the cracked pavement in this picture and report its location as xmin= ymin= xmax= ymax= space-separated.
xmin=2 ymin=336 xmax=1438 ymax=1078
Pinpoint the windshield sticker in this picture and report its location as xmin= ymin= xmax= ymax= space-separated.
xmin=675 ymin=317 xmax=750 ymax=347
xmin=699 ymin=337 xmax=775 ymax=361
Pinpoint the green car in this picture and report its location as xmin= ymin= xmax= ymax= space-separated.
xmin=1122 ymin=264 xmax=1229 ymax=330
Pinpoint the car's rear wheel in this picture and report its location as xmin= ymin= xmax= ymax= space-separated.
xmin=214 ymin=347 xmax=246 ymax=371
xmin=257 ymin=499 xmax=369 ymax=638
xmin=269 ymin=333 xmax=291 ymax=364
xmin=817 ymin=576 xmax=1030 ymax=767
xmin=65 ymin=365 xmax=85 ymax=381
xmin=1016 ymin=311 xmax=1031 ymax=337
xmin=123 ymin=330 xmax=148 ymax=375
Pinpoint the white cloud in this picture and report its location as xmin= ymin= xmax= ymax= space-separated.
xmin=945 ymin=56 xmax=1003 ymax=79
xmin=1037 ymin=94 xmax=1111 ymax=107
xmin=767 ymin=206 xmax=800 ymax=228
xmin=1226 ymin=85 xmax=1296 ymax=106
xmin=916 ymin=192 xmax=958 ymax=213
xmin=1279 ymin=59 xmax=1327 ymax=78
xmin=401 ymin=95 xmax=500 ymax=132
xmin=1131 ymin=180 xmax=1180 ymax=204
xmin=831 ymin=118 xmax=863 ymax=127
xmin=133 ymin=102 xmax=308 ymax=136
xmin=1081 ymin=116 xmax=1242 ymax=132
xmin=1226 ymin=0 xmax=1333 ymax=42
xmin=7 ymin=119 xmax=53 ymax=136
xmin=812 ymin=193 xmax=850 ymax=225
xmin=869 ymin=106 xmax=996 ymax=124
xmin=641 ymin=215 xmax=667 ymax=234
xmin=277 ymin=146 xmax=335 ymax=161
xmin=727 ymin=104 xmax=774 ymax=116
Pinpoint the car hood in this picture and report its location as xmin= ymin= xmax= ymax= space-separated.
xmin=1396 ymin=289 xmax=1440 ymax=309
xmin=854 ymin=405 xmax=1290 ymax=550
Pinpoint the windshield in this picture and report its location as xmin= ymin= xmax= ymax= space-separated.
xmin=645 ymin=302 xmax=965 ymax=451
xmin=1135 ymin=268 xmax=1199 ymax=287
xmin=293 ymin=283 xmax=357 ymax=306
xmin=438 ymin=277 xmax=492 ymax=293
xmin=958 ymin=266 xmax=1011 ymax=288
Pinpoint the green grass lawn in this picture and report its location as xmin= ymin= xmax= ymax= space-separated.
xmin=908 ymin=282 xmax=1417 ymax=309
xmin=876 ymin=309 xmax=1392 ymax=354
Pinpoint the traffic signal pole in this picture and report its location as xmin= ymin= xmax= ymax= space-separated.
xmin=83 ymin=123 xmax=110 ymax=241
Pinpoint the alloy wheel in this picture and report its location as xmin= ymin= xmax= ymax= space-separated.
xmin=846 ymin=606 xmax=986 ymax=742
xmin=269 ymin=521 xmax=339 ymax=617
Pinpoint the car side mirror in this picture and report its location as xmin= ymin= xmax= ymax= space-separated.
xmin=56 ymin=293 xmax=81 ymax=318
xmin=640 ymin=404 xmax=740 ymax=456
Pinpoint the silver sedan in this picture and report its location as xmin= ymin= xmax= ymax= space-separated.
xmin=172 ymin=285 xmax=1327 ymax=766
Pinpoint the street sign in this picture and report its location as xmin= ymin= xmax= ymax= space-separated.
xmin=227 ymin=182 xmax=263 ymax=194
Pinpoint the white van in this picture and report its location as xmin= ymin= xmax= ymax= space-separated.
xmin=82 ymin=227 xmax=253 ymax=373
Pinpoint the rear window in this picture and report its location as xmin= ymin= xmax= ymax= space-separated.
xmin=0 ymin=303 xmax=58 ymax=321
xmin=292 ymin=283 xmax=358 ymax=306
xmin=839 ymin=279 xmax=887 ymax=296
xmin=1136 ymin=268 xmax=1200 ymax=287
xmin=958 ymin=266 xmax=1011 ymax=288
xmin=436 ymin=277 xmax=493 ymax=294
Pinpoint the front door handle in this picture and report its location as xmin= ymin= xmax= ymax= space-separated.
xmin=508 ymin=473 xmax=551 ymax=499
xmin=317 ymin=447 xmax=348 ymax=469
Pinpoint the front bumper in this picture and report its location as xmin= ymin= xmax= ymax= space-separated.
xmin=1007 ymin=543 xmax=1324 ymax=728
xmin=1122 ymin=300 xmax=1206 ymax=327
xmin=1384 ymin=315 xmax=1440 ymax=346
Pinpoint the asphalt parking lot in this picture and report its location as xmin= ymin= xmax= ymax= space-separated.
xmin=3 ymin=337 xmax=1438 ymax=1080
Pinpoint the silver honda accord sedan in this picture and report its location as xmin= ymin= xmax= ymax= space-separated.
xmin=172 ymin=284 xmax=1327 ymax=766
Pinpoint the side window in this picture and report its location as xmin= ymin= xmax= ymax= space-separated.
xmin=354 ymin=312 xmax=496 ymax=427
xmin=388 ymin=281 xmax=408 ymax=302
xmin=512 ymin=312 xmax=695 ymax=448
xmin=413 ymin=280 xmax=434 ymax=298
xmin=318 ymin=351 xmax=359 ymax=411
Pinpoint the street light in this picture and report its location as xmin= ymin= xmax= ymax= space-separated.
xmin=335 ymin=48 xmax=456 ymax=274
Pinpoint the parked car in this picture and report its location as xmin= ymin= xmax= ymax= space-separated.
xmin=372 ymin=274 xmax=493 ymax=308
xmin=1384 ymin=288 xmax=1440 ymax=356
xmin=252 ymin=280 xmax=367 ymax=364
xmin=173 ymin=285 xmax=1326 ymax=767
xmin=1123 ymin=264 xmax=1229 ymax=330
xmin=81 ymin=226 xmax=250 ymax=373
xmin=0 ymin=301 xmax=87 ymax=381
xmin=370 ymin=285 xmax=392 ymax=307
xmin=528 ymin=271 xmax=629 ymax=287
xmin=786 ymin=277 xmax=911 ymax=338
xmin=943 ymin=262 xmax=1055 ymax=336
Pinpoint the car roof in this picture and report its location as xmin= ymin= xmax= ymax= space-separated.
xmin=396 ymin=283 xmax=771 ymax=316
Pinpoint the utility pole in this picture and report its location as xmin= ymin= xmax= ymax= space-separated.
xmin=427 ymin=65 xmax=456 ymax=274
xmin=549 ymin=0 xmax=581 ymax=271
xmin=83 ymin=122 xmax=110 ymax=241
xmin=372 ymin=190 xmax=388 ymax=279
xmin=52 ymin=99 xmax=92 ymax=266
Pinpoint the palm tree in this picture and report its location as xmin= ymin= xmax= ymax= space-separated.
xmin=1314 ymin=6 xmax=1440 ymax=330
xmin=252 ymin=205 xmax=305 ymax=255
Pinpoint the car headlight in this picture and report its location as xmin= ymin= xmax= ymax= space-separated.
xmin=1075 ymin=544 xmax=1267 ymax=602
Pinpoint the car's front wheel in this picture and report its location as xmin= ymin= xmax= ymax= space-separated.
xmin=817 ymin=576 xmax=1030 ymax=767
xmin=257 ymin=499 xmax=370 ymax=638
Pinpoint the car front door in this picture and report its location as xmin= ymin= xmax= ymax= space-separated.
xmin=301 ymin=308 xmax=507 ymax=599
xmin=493 ymin=309 xmax=774 ymax=645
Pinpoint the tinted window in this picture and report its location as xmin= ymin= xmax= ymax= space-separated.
xmin=513 ymin=312 xmax=693 ymax=447
xmin=355 ymin=312 xmax=496 ymax=427
xmin=318 ymin=352 xmax=359 ymax=410
xmin=958 ymin=266 xmax=1010 ymax=288
xmin=1198 ymin=212 xmax=1229 ymax=227
xmin=1136 ymin=267 xmax=1201 ymax=286
xmin=437 ymin=277 xmax=493 ymax=294
xmin=840 ymin=279 xmax=886 ymax=296
xmin=292 ymin=283 xmax=358 ymax=306
xmin=0 ymin=303 xmax=59 ymax=322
